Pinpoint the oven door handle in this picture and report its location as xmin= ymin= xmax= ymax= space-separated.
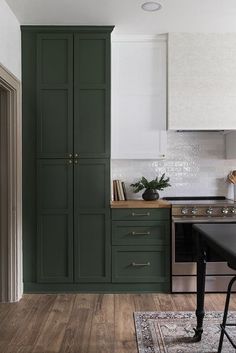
xmin=172 ymin=217 xmax=203 ymax=223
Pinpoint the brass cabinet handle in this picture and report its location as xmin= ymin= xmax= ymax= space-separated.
xmin=131 ymin=231 xmax=150 ymax=236
xmin=131 ymin=262 xmax=150 ymax=267
xmin=131 ymin=212 xmax=150 ymax=217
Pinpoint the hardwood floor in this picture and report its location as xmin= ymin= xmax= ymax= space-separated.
xmin=0 ymin=293 xmax=236 ymax=353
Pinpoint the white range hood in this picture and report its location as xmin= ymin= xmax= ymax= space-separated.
xmin=168 ymin=33 xmax=236 ymax=131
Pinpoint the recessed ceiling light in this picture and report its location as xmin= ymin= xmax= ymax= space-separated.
xmin=141 ymin=2 xmax=162 ymax=12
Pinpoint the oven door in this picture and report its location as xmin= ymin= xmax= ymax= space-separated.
xmin=172 ymin=217 xmax=236 ymax=275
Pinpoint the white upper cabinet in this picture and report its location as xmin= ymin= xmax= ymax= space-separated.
xmin=111 ymin=35 xmax=167 ymax=159
xmin=168 ymin=33 xmax=236 ymax=130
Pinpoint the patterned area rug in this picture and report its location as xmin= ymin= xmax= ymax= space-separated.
xmin=134 ymin=311 xmax=236 ymax=353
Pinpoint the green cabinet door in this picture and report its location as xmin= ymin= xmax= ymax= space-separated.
xmin=37 ymin=34 xmax=73 ymax=158
xmin=37 ymin=159 xmax=73 ymax=282
xmin=74 ymin=159 xmax=111 ymax=282
xmin=74 ymin=34 xmax=111 ymax=158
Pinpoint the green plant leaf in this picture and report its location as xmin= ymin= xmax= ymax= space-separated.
xmin=130 ymin=173 xmax=171 ymax=193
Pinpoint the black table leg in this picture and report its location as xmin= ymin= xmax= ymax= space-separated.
xmin=194 ymin=234 xmax=206 ymax=341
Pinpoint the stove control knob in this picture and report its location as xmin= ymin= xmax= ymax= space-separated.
xmin=206 ymin=207 xmax=213 ymax=215
xmin=181 ymin=207 xmax=188 ymax=215
xmin=191 ymin=207 xmax=198 ymax=215
xmin=222 ymin=207 xmax=229 ymax=215
xmin=231 ymin=207 xmax=236 ymax=214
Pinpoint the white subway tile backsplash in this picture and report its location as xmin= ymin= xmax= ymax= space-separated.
xmin=111 ymin=131 xmax=236 ymax=200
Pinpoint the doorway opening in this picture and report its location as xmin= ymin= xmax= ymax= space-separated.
xmin=0 ymin=64 xmax=22 ymax=302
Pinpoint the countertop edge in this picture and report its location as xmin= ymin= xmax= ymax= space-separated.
xmin=110 ymin=200 xmax=171 ymax=209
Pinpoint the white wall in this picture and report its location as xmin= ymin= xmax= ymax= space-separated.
xmin=0 ymin=0 xmax=21 ymax=79
xmin=112 ymin=131 xmax=236 ymax=200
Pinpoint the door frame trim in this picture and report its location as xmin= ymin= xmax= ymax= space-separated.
xmin=0 ymin=63 xmax=22 ymax=302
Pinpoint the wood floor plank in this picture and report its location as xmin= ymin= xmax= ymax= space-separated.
xmin=154 ymin=293 xmax=176 ymax=311
xmin=87 ymin=294 xmax=115 ymax=353
xmin=10 ymin=294 xmax=56 ymax=347
xmin=0 ymin=303 xmax=14 ymax=324
xmin=32 ymin=294 xmax=76 ymax=353
xmin=59 ymin=294 xmax=97 ymax=353
xmin=0 ymin=343 xmax=33 ymax=353
xmin=171 ymin=293 xmax=196 ymax=311
xmin=0 ymin=295 xmax=40 ymax=344
xmin=228 ymin=293 xmax=236 ymax=310
xmin=133 ymin=293 xmax=157 ymax=312
xmin=114 ymin=294 xmax=138 ymax=353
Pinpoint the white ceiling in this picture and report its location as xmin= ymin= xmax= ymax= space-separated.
xmin=5 ymin=0 xmax=236 ymax=34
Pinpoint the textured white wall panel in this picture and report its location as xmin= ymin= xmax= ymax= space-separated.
xmin=168 ymin=33 xmax=236 ymax=130
xmin=112 ymin=131 xmax=236 ymax=200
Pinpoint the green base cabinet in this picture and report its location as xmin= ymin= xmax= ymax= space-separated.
xmin=111 ymin=208 xmax=170 ymax=292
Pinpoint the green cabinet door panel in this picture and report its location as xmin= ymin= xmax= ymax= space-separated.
xmin=74 ymin=213 xmax=111 ymax=282
xmin=37 ymin=159 xmax=73 ymax=210
xmin=74 ymin=89 xmax=107 ymax=157
xmin=38 ymin=89 xmax=72 ymax=157
xmin=76 ymin=36 xmax=107 ymax=84
xmin=112 ymin=221 xmax=170 ymax=246
xmin=38 ymin=34 xmax=72 ymax=84
xmin=74 ymin=34 xmax=110 ymax=158
xmin=112 ymin=246 xmax=170 ymax=283
xmin=37 ymin=159 xmax=73 ymax=282
xmin=74 ymin=159 xmax=111 ymax=282
xmin=38 ymin=214 xmax=73 ymax=282
xmin=74 ymin=159 xmax=110 ymax=210
xmin=37 ymin=34 xmax=73 ymax=158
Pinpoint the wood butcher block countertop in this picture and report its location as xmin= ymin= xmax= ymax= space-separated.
xmin=110 ymin=200 xmax=171 ymax=208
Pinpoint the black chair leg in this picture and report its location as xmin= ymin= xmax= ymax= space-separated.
xmin=218 ymin=276 xmax=236 ymax=353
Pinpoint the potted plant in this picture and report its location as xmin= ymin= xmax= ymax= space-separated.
xmin=130 ymin=174 xmax=171 ymax=201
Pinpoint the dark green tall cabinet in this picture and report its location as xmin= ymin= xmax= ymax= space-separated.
xmin=22 ymin=26 xmax=114 ymax=291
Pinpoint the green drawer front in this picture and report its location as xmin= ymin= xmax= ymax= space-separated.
xmin=112 ymin=208 xmax=170 ymax=221
xmin=112 ymin=246 xmax=169 ymax=283
xmin=112 ymin=221 xmax=169 ymax=246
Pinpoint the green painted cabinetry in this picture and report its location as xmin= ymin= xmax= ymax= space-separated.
xmin=112 ymin=246 xmax=169 ymax=283
xmin=37 ymin=159 xmax=73 ymax=282
xmin=74 ymin=34 xmax=110 ymax=158
xmin=74 ymin=159 xmax=111 ymax=282
xmin=111 ymin=209 xmax=170 ymax=291
xmin=22 ymin=26 xmax=113 ymax=290
xmin=37 ymin=33 xmax=73 ymax=158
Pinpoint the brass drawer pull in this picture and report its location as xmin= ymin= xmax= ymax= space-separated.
xmin=131 ymin=262 xmax=150 ymax=267
xmin=131 ymin=212 xmax=150 ymax=217
xmin=131 ymin=231 xmax=150 ymax=236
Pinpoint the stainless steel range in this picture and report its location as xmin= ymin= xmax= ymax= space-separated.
xmin=164 ymin=197 xmax=236 ymax=292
